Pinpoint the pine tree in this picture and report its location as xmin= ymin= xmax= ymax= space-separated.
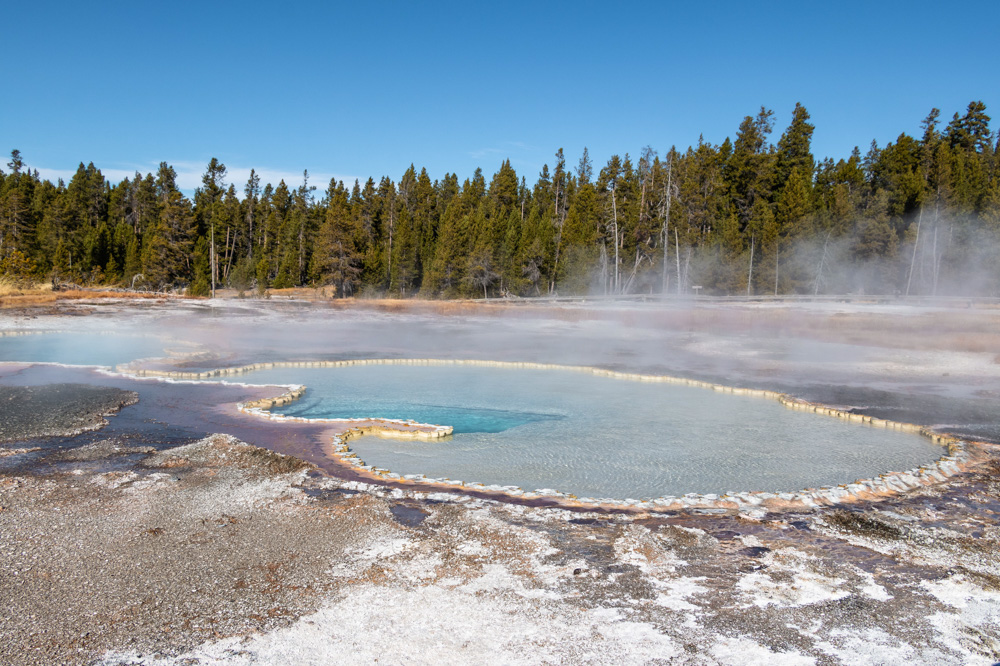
xmin=143 ymin=189 xmax=196 ymax=289
xmin=426 ymin=198 xmax=471 ymax=296
xmin=413 ymin=167 xmax=437 ymax=290
xmin=576 ymin=147 xmax=593 ymax=184
xmin=312 ymin=179 xmax=362 ymax=297
xmin=597 ymin=155 xmax=624 ymax=293
xmin=389 ymin=205 xmax=418 ymax=295
xmin=725 ymin=107 xmax=776 ymax=236
xmin=243 ymin=169 xmax=261 ymax=256
xmin=775 ymin=103 xmax=815 ymax=189
xmin=946 ymin=101 xmax=992 ymax=154
xmin=0 ymin=150 xmax=36 ymax=259
xmin=558 ymin=182 xmax=600 ymax=294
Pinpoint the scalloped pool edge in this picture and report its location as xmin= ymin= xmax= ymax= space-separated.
xmin=130 ymin=357 xmax=985 ymax=514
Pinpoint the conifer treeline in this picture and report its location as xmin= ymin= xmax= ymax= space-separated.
xmin=2 ymin=101 xmax=998 ymax=297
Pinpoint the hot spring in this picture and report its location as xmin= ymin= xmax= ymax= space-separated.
xmin=240 ymin=362 xmax=944 ymax=501
xmin=0 ymin=332 xmax=173 ymax=368
xmin=0 ymin=330 xmax=952 ymax=503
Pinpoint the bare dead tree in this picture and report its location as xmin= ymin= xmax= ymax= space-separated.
xmin=906 ymin=206 xmax=923 ymax=296
xmin=660 ymin=159 xmax=673 ymax=295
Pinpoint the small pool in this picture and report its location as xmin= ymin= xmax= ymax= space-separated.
xmin=242 ymin=364 xmax=943 ymax=500
xmin=0 ymin=332 xmax=173 ymax=368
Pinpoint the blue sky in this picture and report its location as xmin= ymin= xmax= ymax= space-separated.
xmin=2 ymin=1 xmax=997 ymax=195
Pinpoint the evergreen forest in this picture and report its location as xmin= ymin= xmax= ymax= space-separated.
xmin=2 ymin=101 xmax=999 ymax=298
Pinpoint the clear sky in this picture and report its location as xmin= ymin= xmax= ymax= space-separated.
xmin=3 ymin=1 xmax=997 ymax=195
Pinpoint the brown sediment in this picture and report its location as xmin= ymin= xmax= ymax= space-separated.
xmin=0 ymin=446 xmax=42 ymax=457
xmin=125 ymin=357 xmax=993 ymax=515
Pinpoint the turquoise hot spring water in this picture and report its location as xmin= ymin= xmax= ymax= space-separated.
xmin=242 ymin=364 xmax=941 ymax=500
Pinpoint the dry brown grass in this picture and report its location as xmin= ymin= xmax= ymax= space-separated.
xmin=0 ymin=283 xmax=190 ymax=309
xmin=330 ymin=298 xmax=516 ymax=317
xmin=0 ymin=276 xmax=51 ymax=297
xmin=0 ymin=278 xmax=56 ymax=308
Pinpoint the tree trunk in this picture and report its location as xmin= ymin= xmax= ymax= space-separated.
xmin=550 ymin=206 xmax=567 ymax=295
xmin=661 ymin=164 xmax=673 ymax=295
xmin=210 ymin=223 xmax=216 ymax=299
xmin=931 ymin=223 xmax=939 ymax=296
xmin=611 ymin=184 xmax=619 ymax=294
xmin=224 ymin=226 xmax=234 ymax=280
xmin=906 ymin=206 xmax=923 ymax=296
xmin=813 ymin=232 xmax=831 ymax=296
xmin=599 ymin=243 xmax=609 ymax=295
xmin=247 ymin=201 xmax=256 ymax=255
xmin=298 ymin=220 xmax=305 ymax=285
xmin=774 ymin=245 xmax=779 ymax=296
xmin=675 ymin=228 xmax=682 ymax=294
xmin=683 ymin=244 xmax=692 ymax=292
xmin=387 ymin=207 xmax=394 ymax=286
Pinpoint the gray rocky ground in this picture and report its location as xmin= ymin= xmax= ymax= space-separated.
xmin=0 ymin=383 xmax=137 ymax=444
xmin=2 ymin=433 xmax=997 ymax=665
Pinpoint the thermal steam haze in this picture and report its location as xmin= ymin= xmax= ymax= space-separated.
xmin=3 ymin=2 xmax=997 ymax=186
xmin=678 ymin=215 xmax=1000 ymax=299
xmin=34 ymin=299 xmax=1000 ymax=430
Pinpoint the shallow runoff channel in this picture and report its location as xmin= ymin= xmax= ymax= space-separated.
xmin=239 ymin=362 xmax=945 ymax=501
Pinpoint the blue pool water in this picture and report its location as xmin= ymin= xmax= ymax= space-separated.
xmin=243 ymin=364 xmax=943 ymax=499
xmin=284 ymin=401 xmax=561 ymax=434
xmin=266 ymin=369 xmax=561 ymax=433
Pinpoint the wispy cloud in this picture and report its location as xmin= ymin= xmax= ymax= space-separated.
xmin=163 ymin=161 xmax=355 ymax=194
xmin=466 ymin=141 xmax=546 ymax=177
xmin=468 ymin=141 xmax=537 ymax=161
xmin=467 ymin=147 xmax=508 ymax=160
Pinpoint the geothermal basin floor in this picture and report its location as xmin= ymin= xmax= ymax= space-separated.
xmin=3 ymin=431 xmax=999 ymax=665
xmin=0 ymin=298 xmax=999 ymax=664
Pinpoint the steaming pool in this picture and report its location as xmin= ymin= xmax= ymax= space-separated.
xmin=242 ymin=364 xmax=944 ymax=500
xmin=0 ymin=332 xmax=172 ymax=367
xmin=0 ymin=331 xmax=950 ymax=502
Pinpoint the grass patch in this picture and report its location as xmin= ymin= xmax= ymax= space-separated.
xmin=0 ymin=276 xmax=51 ymax=298
xmin=0 ymin=284 xmax=187 ymax=309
